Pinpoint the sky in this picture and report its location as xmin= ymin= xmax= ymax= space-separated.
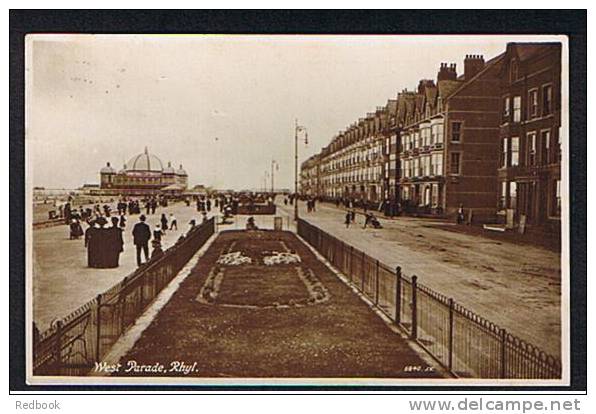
xmin=26 ymin=34 xmax=562 ymax=190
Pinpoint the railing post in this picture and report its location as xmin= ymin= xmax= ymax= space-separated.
xmin=448 ymin=298 xmax=454 ymax=372
xmin=374 ymin=260 xmax=380 ymax=305
xmin=500 ymin=328 xmax=507 ymax=378
xmin=119 ymin=277 xmax=128 ymax=334
xmin=349 ymin=246 xmax=354 ymax=282
xmin=95 ymin=294 xmax=102 ymax=362
xmin=54 ymin=320 xmax=63 ymax=374
xmin=395 ymin=266 xmax=402 ymax=324
xmin=411 ymin=275 xmax=418 ymax=340
xmin=360 ymin=252 xmax=365 ymax=292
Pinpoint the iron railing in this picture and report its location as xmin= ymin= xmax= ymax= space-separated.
xmin=297 ymin=218 xmax=561 ymax=379
xmin=32 ymin=217 xmax=215 ymax=376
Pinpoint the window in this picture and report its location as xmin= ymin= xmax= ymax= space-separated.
xmin=423 ymin=128 xmax=430 ymax=146
xmin=511 ymin=137 xmax=519 ymax=166
xmin=513 ymin=96 xmax=522 ymax=122
xmin=541 ymin=130 xmax=551 ymax=165
xmin=450 ymin=152 xmax=461 ymax=175
xmin=423 ymin=156 xmax=431 ymax=176
xmin=501 ymin=138 xmax=508 ymax=168
xmin=528 ymin=89 xmax=539 ymax=118
xmin=509 ymin=181 xmax=517 ymax=209
xmin=451 ymin=121 xmax=462 ymax=142
xmin=431 ymin=123 xmax=444 ymax=144
xmin=527 ymin=132 xmax=536 ymax=166
xmin=431 ymin=183 xmax=439 ymax=207
xmin=542 ymin=84 xmax=553 ymax=115
xmin=503 ymin=96 xmax=510 ymax=121
xmin=435 ymin=123 xmax=444 ymax=143
xmin=413 ymin=159 xmax=419 ymax=177
xmin=432 ymin=153 xmax=444 ymax=175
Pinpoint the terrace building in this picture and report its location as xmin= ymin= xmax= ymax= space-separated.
xmin=400 ymin=54 xmax=505 ymax=221
xmin=497 ymin=42 xmax=561 ymax=232
xmin=300 ymin=154 xmax=321 ymax=197
xmin=301 ymin=42 xmax=562 ymax=226
xmin=315 ymin=104 xmax=392 ymax=209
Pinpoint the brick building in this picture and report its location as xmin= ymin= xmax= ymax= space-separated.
xmin=400 ymin=54 xmax=506 ymax=221
xmin=300 ymin=154 xmax=320 ymax=197
xmin=313 ymin=104 xmax=392 ymax=209
xmin=497 ymin=43 xmax=561 ymax=232
xmin=301 ymin=42 xmax=562 ymax=227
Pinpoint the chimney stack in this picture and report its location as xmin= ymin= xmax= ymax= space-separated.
xmin=417 ymin=79 xmax=435 ymax=94
xmin=464 ymin=54 xmax=485 ymax=80
xmin=437 ymin=62 xmax=457 ymax=82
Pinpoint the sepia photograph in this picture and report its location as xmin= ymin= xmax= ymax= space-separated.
xmin=23 ymin=30 xmax=571 ymax=387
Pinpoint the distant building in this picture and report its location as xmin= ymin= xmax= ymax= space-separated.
xmin=99 ymin=147 xmax=188 ymax=196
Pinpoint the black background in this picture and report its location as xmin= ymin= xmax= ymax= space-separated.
xmin=9 ymin=9 xmax=587 ymax=392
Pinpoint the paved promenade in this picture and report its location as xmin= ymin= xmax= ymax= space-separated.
xmin=32 ymin=201 xmax=215 ymax=331
xmin=277 ymin=199 xmax=561 ymax=357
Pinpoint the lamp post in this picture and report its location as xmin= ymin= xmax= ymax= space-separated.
xmin=294 ymin=119 xmax=308 ymax=221
xmin=271 ymin=159 xmax=278 ymax=193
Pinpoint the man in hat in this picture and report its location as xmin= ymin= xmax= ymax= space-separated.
xmin=132 ymin=214 xmax=151 ymax=266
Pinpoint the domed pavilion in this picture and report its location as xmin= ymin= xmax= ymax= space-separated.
xmin=99 ymin=147 xmax=188 ymax=195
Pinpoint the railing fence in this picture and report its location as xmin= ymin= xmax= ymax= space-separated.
xmin=33 ymin=218 xmax=215 ymax=376
xmin=297 ymin=218 xmax=561 ymax=379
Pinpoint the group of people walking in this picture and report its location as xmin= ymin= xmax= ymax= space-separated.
xmin=84 ymin=216 xmax=124 ymax=268
xmin=70 ymin=195 xmax=188 ymax=268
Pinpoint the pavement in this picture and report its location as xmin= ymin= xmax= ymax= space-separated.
xmin=32 ymin=201 xmax=216 ymax=331
xmin=275 ymin=199 xmax=561 ymax=358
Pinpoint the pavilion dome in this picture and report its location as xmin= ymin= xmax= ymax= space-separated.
xmin=100 ymin=162 xmax=116 ymax=174
xmin=126 ymin=147 xmax=163 ymax=172
xmin=176 ymin=164 xmax=188 ymax=176
xmin=163 ymin=161 xmax=176 ymax=174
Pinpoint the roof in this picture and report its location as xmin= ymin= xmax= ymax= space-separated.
xmin=100 ymin=163 xmax=116 ymax=174
xmin=162 ymin=183 xmax=185 ymax=191
xmin=437 ymin=80 xmax=463 ymax=99
xmin=163 ymin=161 xmax=176 ymax=174
xmin=126 ymin=147 xmax=164 ymax=172
xmin=511 ymin=42 xmax=560 ymax=61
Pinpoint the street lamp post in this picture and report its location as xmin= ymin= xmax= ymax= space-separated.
xmin=294 ymin=119 xmax=308 ymax=221
xmin=271 ymin=159 xmax=278 ymax=193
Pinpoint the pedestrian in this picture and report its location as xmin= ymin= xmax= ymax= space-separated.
xmin=160 ymin=213 xmax=168 ymax=232
xmin=457 ymin=204 xmax=465 ymax=224
xmin=69 ymin=218 xmax=83 ymax=240
xmin=132 ymin=214 xmax=151 ymax=266
xmin=153 ymin=224 xmax=163 ymax=242
xmin=351 ymin=209 xmax=356 ymax=223
xmin=363 ymin=212 xmax=371 ymax=229
xmin=84 ymin=220 xmax=98 ymax=267
xmin=119 ymin=213 xmax=126 ymax=229
xmin=169 ymin=213 xmax=178 ymax=230
xmin=106 ymin=216 xmax=124 ymax=268
xmin=345 ymin=211 xmax=351 ymax=228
